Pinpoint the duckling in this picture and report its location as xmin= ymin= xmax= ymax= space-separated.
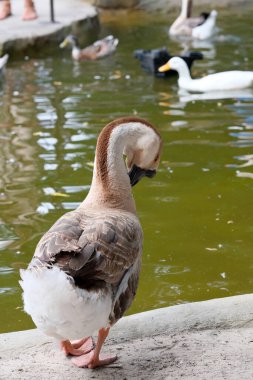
xmin=169 ymin=0 xmax=217 ymax=40
xmin=20 ymin=117 xmax=162 ymax=369
xmin=59 ymin=35 xmax=119 ymax=61
xmin=159 ymin=57 xmax=253 ymax=92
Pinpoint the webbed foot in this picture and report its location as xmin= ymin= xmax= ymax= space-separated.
xmin=71 ymin=349 xmax=117 ymax=369
xmin=61 ymin=336 xmax=94 ymax=356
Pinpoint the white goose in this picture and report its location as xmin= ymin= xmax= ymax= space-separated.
xmin=169 ymin=0 xmax=217 ymax=40
xmin=20 ymin=117 xmax=162 ymax=369
xmin=159 ymin=57 xmax=253 ymax=93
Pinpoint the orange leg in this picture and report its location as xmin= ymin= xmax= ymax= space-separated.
xmin=71 ymin=327 xmax=117 ymax=369
xmin=61 ymin=336 xmax=94 ymax=356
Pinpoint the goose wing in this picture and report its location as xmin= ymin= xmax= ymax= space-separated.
xmin=30 ymin=211 xmax=142 ymax=290
xmin=109 ymin=254 xmax=141 ymax=324
xmin=187 ymin=15 xmax=206 ymax=28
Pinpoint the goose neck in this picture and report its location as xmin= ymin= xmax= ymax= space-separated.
xmin=180 ymin=0 xmax=191 ymax=18
xmin=83 ymin=122 xmax=145 ymax=212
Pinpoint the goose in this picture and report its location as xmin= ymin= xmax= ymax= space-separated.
xmin=0 ymin=54 xmax=9 ymax=74
xmin=169 ymin=0 xmax=217 ymax=40
xmin=59 ymin=35 xmax=119 ymax=61
xmin=192 ymin=10 xmax=217 ymax=40
xmin=20 ymin=117 xmax=162 ymax=369
xmin=158 ymin=57 xmax=253 ymax=92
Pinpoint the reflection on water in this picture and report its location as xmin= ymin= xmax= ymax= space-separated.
xmin=1 ymin=8 xmax=253 ymax=333
xmin=178 ymin=89 xmax=253 ymax=103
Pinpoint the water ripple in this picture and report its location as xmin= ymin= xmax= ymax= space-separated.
xmin=37 ymin=137 xmax=57 ymax=151
xmin=0 ymin=266 xmax=14 ymax=274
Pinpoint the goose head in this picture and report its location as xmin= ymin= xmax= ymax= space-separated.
xmin=122 ymin=119 xmax=162 ymax=186
xmin=60 ymin=35 xmax=78 ymax=49
xmin=158 ymin=57 xmax=190 ymax=78
xmin=86 ymin=117 xmax=162 ymax=211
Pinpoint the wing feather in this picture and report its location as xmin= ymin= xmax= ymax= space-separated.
xmin=31 ymin=209 xmax=142 ymax=286
xmin=30 ymin=209 xmax=142 ymax=322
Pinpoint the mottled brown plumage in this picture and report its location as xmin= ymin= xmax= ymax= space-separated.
xmin=30 ymin=208 xmax=142 ymax=324
xmin=60 ymin=35 xmax=119 ymax=61
xmin=20 ymin=116 xmax=162 ymax=369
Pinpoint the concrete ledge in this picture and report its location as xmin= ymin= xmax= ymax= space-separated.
xmin=0 ymin=0 xmax=99 ymax=54
xmin=1 ymin=294 xmax=253 ymax=379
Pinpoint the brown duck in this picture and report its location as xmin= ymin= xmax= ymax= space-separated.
xmin=59 ymin=34 xmax=119 ymax=61
xmin=20 ymin=116 xmax=162 ymax=369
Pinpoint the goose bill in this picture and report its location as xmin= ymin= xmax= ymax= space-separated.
xmin=128 ymin=164 xmax=156 ymax=186
xmin=158 ymin=62 xmax=171 ymax=73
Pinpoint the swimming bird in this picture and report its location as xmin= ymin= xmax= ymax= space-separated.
xmin=59 ymin=35 xmax=119 ymax=61
xmin=169 ymin=0 xmax=217 ymax=40
xmin=0 ymin=54 xmax=9 ymax=74
xmin=192 ymin=10 xmax=217 ymax=40
xmin=20 ymin=117 xmax=162 ymax=369
xmin=158 ymin=57 xmax=253 ymax=92
xmin=134 ymin=48 xmax=203 ymax=77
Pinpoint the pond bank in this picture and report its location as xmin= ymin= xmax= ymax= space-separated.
xmin=1 ymin=294 xmax=253 ymax=379
xmin=1 ymin=0 xmax=252 ymax=54
xmin=93 ymin=0 xmax=252 ymax=11
xmin=0 ymin=0 xmax=98 ymax=54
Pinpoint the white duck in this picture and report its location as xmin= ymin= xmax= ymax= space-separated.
xmin=20 ymin=117 xmax=162 ymax=369
xmin=158 ymin=57 xmax=253 ymax=93
xmin=0 ymin=54 xmax=8 ymax=74
xmin=169 ymin=0 xmax=217 ymax=40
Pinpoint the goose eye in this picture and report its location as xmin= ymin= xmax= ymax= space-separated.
xmin=154 ymin=154 xmax=159 ymax=163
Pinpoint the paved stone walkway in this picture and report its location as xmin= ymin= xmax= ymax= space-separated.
xmin=0 ymin=0 xmax=98 ymax=53
xmin=1 ymin=294 xmax=253 ymax=379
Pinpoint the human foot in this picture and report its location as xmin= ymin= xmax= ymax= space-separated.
xmin=0 ymin=0 xmax=11 ymax=20
xmin=22 ymin=0 xmax=37 ymax=20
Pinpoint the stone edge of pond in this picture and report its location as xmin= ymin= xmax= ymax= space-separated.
xmin=0 ymin=1 xmax=99 ymax=54
xmin=1 ymin=293 xmax=253 ymax=349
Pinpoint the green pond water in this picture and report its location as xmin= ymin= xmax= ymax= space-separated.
xmin=1 ymin=8 xmax=253 ymax=334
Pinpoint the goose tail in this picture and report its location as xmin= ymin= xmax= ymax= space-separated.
xmin=19 ymin=266 xmax=112 ymax=340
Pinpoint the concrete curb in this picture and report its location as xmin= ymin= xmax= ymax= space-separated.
xmin=1 ymin=294 xmax=253 ymax=379
xmin=113 ymin=293 xmax=253 ymax=340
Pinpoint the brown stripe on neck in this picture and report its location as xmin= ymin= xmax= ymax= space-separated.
xmin=95 ymin=116 xmax=161 ymax=187
xmin=187 ymin=0 xmax=192 ymax=17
